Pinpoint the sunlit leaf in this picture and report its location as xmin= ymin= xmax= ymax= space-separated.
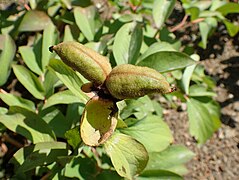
xmin=144 ymin=145 xmax=194 ymax=175
xmin=104 ymin=132 xmax=148 ymax=179
xmin=18 ymin=10 xmax=51 ymax=32
xmin=216 ymin=2 xmax=239 ymax=15
xmin=0 ymin=34 xmax=16 ymax=86
xmin=12 ymin=65 xmax=45 ymax=100
xmin=43 ymin=90 xmax=83 ymax=109
xmin=65 ymin=126 xmax=81 ymax=149
xmin=120 ymin=115 xmax=173 ymax=152
xmin=19 ymin=46 xmax=43 ymax=75
xmin=74 ymin=6 xmax=102 ymax=41
xmin=0 ymin=113 xmax=55 ymax=143
xmin=48 ymin=59 xmax=88 ymax=102
xmin=113 ymin=22 xmax=142 ymax=65
xmin=187 ymin=98 xmax=221 ymax=144
xmin=153 ymin=0 xmax=176 ymax=29
xmin=81 ymin=96 xmax=118 ymax=146
xmin=137 ymin=51 xmax=195 ymax=73
xmin=42 ymin=22 xmax=57 ymax=70
xmin=0 ymin=92 xmax=35 ymax=111
xmin=138 ymin=170 xmax=183 ymax=180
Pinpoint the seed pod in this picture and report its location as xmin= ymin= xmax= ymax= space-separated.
xmin=49 ymin=42 xmax=112 ymax=86
xmin=105 ymin=64 xmax=171 ymax=100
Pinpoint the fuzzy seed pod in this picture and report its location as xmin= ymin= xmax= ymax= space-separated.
xmin=49 ymin=42 xmax=112 ymax=86
xmin=105 ymin=64 xmax=171 ymax=100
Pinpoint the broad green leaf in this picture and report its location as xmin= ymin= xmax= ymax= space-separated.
xmin=19 ymin=46 xmax=43 ymax=75
xmin=74 ymin=6 xmax=101 ymax=41
xmin=43 ymin=90 xmax=83 ymax=109
xmin=104 ymin=132 xmax=148 ymax=180
xmin=80 ymin=96 xmax=118 ymax=146
xmin=120 ymin=96 xmax=155 ymax=120
xmin=137 ymin=51 xmax=195 ymax=73
xmin=199 ymin=21 xmax=210 ymax=49
xmin=189 ymin=84 xmax=216 ymax=97
xmin=63 ymin=25 xmax=74 ymax=42
xmin=120 ymin=115 xmax=173 ymax=152
xmin=187 ymin=98 xmax=221 ymax=144
xmin=0 ymin=34 xmax=16 ymax=86
xmin=0 ymin=107 xmax=8 ymax=115
xmin=63 ymin=156 xmax=100 ymax=179
xmin=153 ymin=0 xmax=176 ymax=29
xmin=48 ymin=59 xmax=88 ymax=102
xmin=40 ymin=107 xmax=69 ymax=138
xmin=43 ymin=69 xmax=58 ymax=98
xmin=113 ymin=22 xmax=143 ymax=65
xmin=210 ymin=0 xmax=227 ymax=11
xmin=0 ymin=113 xmax=55 ymax=143
xmin=66 ymin=103 xmax=85 ymax=127
xmin=144 ymin=145 xmax=194 ymax=175
xmin=186 ymin=7 xmax=200 ymax=21
xmin=216 ymin=2 xmax=239 ymax=15
xmin=0 ymin=92 xmax=35 ymax=111
xmin=42 ymin=22 xmax=57 ymax=70
xmin=181 ymin=55 xmax=199 ymax=94
xmin=11 ymin=142 xmax=67 ymax=174
xmin=137 ymin=42 xmax=175 ymax=63
xmin=223 ymin=20 xmax=239 ymax=37
xmin=65 ymin=126 xmax=81 ymax=149
xmin=138 ymin=170 xmax=183 ymax=180
xmin=18 ymin=10 xmax=51 ymax=32
xmin=12 ymin=65 xmax=45 ymax=100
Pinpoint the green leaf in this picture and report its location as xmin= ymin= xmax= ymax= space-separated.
xmin=11 ymin=142 xmax=67 ymax=174
xmin=42 ymin=22 xmax=57 ymax=70
xmin=63 ymin=25 xmax=74 ymax=42
xmin=40 ymin=107 xmax=69 ymax=138
xmin=65 ymin=126 xmax=81 ymax=149
xmin=137 ymin=42 xmax=176 ymax=63
xmin=43 ymin=90 xmax=83 ymax=109
xmin=120 ymin=115 xmax=173 ymax=152
xmin=80 ymin=97 xmax=118 ymax=146
xmin=12 ymin=65 xmax=45 ymax=100
xmin=0 ymin=92 xmax=35 ymax=111
xmin=199 ymin=21 xmax=210 ymax=49
xmin=0 ymin=113 xmax=55 ymax=143
xmin=189 ymin=84 xmax=216 ymax=97
xmin=137 ymin=51 xmax=195 ymax=73
xmin=43 ymin=69 xmax=58 ymax=98
xmin=48 ymin=59 xmax=88 ymax=103
xmin=144 ymin=145 xmax=194 ymax=175
xmin=0 ymin=107 xmax=8 ymax=115
xmin=216 ymin=2 xmax=239 ymax=15
xmin=104 ymin=132 xmax=148 ymax=180
xmin=223 ymin=19 xmax=239 ymax=37
xmin=19 ymin=46 xmax=43 ymax=75
xmin=74 ymin=6 xmax=101 ymax=41
xmin=113 ymin=22 xmax=143 ymax=65
xmin=120 ymin=96 xmax=155 ymax=120
xmin=153 ymin=0 xmax=176 ymax=29
xmin=187 ymin=98 xmax=221 ymax=144
xmin=181 ymin=55 xmax=199 ymax=94
xmin=186 ymin=7 xmax=200 ymax=21
xmin=18 ymin=10 xmax=52 ymax=32
xmin=138 ymin=170 xmax=183 ymax=180
xmin=0 ymin=34 xmax=16 ymax=86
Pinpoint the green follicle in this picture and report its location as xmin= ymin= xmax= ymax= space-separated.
xmin=106 ymin=64 xmax=171 ymax=100
xmin=49 ymin=41 xmax=112 ymax=86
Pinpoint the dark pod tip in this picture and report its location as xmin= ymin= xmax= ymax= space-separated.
xmin=49 ymin=46 xmax=55 ymax=53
